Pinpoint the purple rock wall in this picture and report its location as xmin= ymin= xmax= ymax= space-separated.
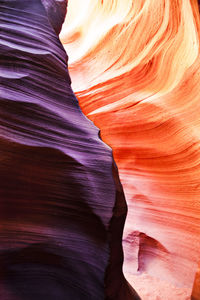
xmin=0 ymin=0 xmax=140 ymax=299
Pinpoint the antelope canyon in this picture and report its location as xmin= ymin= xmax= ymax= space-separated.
xmin=60 ymin=0 xmax=200 ymax=299
xmin=1 ymin=0 xmax=200 ymax=299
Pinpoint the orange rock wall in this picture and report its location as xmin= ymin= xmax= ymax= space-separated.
xmin=60 ymin=0 xmax=200 ymax=297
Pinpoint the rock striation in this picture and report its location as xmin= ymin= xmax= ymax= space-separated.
xmin=0 ymin=0 xmax=140 ymax=299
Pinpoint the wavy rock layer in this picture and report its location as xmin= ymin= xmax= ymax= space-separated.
xmin=0 ymin=1 xmax=140 ymax=299
xmin=60 ymin=0 xmax=200 ymax=298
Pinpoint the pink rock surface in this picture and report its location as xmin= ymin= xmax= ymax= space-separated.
xmin=126 ymin=273 xmax=191 ymax=300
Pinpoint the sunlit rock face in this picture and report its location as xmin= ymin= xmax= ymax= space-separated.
xmin=0 ymin=0 xmax=140 ymax=299
xmin=60 ymin=0 xmax=200 ymax=298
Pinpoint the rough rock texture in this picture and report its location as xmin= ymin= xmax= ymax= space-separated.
xmin=60 ymin=0 xmax=200 ymax=299
xmin=0 ymin=0 xmax=140 ymax=299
